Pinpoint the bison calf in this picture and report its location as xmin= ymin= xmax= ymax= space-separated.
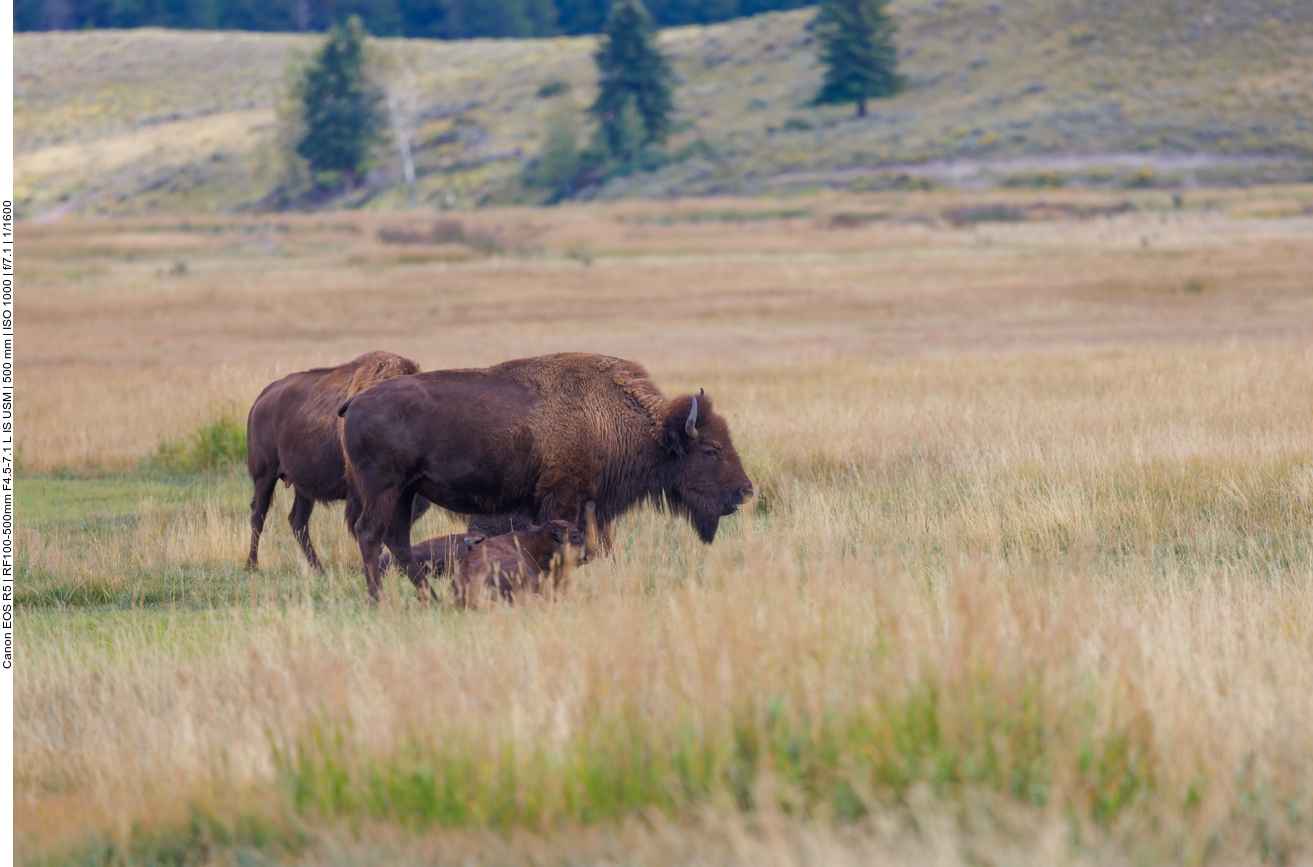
xmin=455 ymin=520 xmax=587 ymax=607
xmin=378 ymin=533 xmax=475 ymax=578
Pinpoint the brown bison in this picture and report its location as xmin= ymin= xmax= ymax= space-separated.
xmin=378 ymin=503 xmax=600 ymax=581
xmin=340 ymin=353 xmax=754 ymax=600
xmin=455 ymin=520 xmax=587 ymax=606
xmin=377 ymin=533 xmax=472 ymax=577
xmin=245 ymin=351 xmax=422 ymax=572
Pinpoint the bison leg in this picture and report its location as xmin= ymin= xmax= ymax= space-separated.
xmin=411 ymin=495 xmax=431 ymax=526
xmin=356 ymin=512 xmax=388 ymax=603
xmin=246 ymin=470 xmax=279 ymax=570
xmin=383 ymin=491 xmax=434 ymax=602
xmin=288 ymin=489 xmax=324 ymax=574
xmin=579 ymin=501 xmax=617 ymax=561
xmin=344 ymin=488 xmax=363 ymax=540
xmin=355 ymin=483 xmax=409 ymax=602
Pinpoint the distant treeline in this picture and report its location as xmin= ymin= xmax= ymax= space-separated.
xmin=17 ymin=0 xmax=815 ymax=37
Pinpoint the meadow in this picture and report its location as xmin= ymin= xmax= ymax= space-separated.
xmin=16 ymin=185 xmax=1313 ymax=864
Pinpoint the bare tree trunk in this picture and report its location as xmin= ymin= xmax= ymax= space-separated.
xmin=381 ymin=57 xmax=421 ymax=207
xmin=387 ymin=92 xmax=417 ymax=206
xmin=297 ymin=0 xmax=310 ymax=32
xmin=857 ymin=97 xmax=867 ymax=117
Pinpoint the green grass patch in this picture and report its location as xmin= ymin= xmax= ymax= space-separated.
xmin=15 ymin=560 xmax=324 ymax=609
xmin=17 ymin=475 xmax=247 ymax=532
xmin=47 ymin=808 xmax=307 ymax=867
xmin=146 ymin=413 xmax=246 ymax=475
xmin=14 ymin=474 xmax=326 ymax=609
xmin=268 ymin=671 xmax=1144 ymax=832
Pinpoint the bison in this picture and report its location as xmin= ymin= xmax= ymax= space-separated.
xmin=340 ymin=352 xmax=754 ymax=600
xmin=245 ymin=350 xmax=423 ymax=572
xmin=378 ymin=503 xmax=600 ymax=581
xmin=378 ymin=532 xmax=472 ymax=577
xmin=455 ymin=520 xmax=587 ymax=606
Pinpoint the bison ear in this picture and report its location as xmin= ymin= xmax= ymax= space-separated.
xmin=658 ymin=394 xmax=709 ymax=455
xmin=548 ymin=523 xmax=567 ymax=543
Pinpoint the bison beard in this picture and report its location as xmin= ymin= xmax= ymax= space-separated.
xmin=341 ymin=353 xmax=754 ymax=600
xmin=245 ymin=350 xmax=426 ymax=572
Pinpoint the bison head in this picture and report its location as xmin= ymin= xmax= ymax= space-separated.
xmin=542 ymin=519 xmax=589 ymax=565
xmin=657 ymin=392 xmax=754 ymax=543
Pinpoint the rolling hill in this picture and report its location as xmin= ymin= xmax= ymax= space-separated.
xmin=14 ymin=0 xmax=1313 ymax=217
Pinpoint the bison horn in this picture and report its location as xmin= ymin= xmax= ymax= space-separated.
xmin=685 ymin=395 xmax=699 ymax=439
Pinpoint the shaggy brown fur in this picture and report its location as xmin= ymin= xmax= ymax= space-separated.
xmin=378 ymin=533 xmax=474 ymax=577
xmin=340 ymin=352 xmax=753 ymax=600
xmin=245 ymin=351 xmax=421 ymax=571
xmin=455 ymin=520 xmax=586 ymax=607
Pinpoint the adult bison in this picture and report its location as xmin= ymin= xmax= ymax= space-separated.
xmin=340 ymin=353 xmax=754 ymax=600
xmin=246 ymin=350 xmax=422 ymax=572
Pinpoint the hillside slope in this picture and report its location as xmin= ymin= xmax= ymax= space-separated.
xmin=15 ymin=0 xmax=1313 ymax=217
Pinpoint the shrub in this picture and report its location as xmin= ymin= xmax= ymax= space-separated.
xmin=1002 ymin=170 xmax=1066 ymax=189
xmin=431 ymin=219 xmax=467 ymax=243
xmin=149 ymin=415 xmax=247 ymax=474
xmin=528 ymin=100 xmax=582 ymax=198
xmin=536 ymin=79 xmax=571 ymax=99
xmin=1125 ymin=167 xmax=1157 ymax=189
xmin=377 ymin=220 xmax=503 ymax=254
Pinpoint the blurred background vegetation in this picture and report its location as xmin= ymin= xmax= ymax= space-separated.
xmin=14 ymin=0 xmax=1313 ymax=217
xmin=15 ymin=0 xmax=814 ymax=38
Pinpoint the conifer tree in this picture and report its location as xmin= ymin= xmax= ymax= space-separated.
xmin=295 ymin=16 xmax=386 ymax=189
xmin=813 ymin=0 xmax=903 ymax=117
xmin=611 ymin=96 xmax=647 ymax=164
xmin=590 ymin=0 xmax=674 ymax=157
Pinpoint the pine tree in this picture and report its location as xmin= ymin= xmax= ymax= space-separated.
xmin=590 ymin=0 xmax=674 ymax=158
xmin=813 ymin=0 xmax=903 ymax=118
xmin=611 ymin=96 xmax=647 ymax=164
xmin=294 ymin=16 xmax=387 ymax=189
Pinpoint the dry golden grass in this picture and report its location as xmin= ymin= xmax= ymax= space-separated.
xmin=20 ymin=187 xmax=1313 ymax=474
xmin=16 ymin=189 xmax=1313 ymax=863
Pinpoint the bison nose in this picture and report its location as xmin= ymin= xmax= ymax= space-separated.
xmin=738 ymin=483 xmax=755 ymax=504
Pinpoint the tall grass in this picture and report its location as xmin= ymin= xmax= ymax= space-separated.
xmin=18 ymin=538 xmax=1313 ymax=863
xmin=16 ymin=200 xmax=1313 ymax=863
xmin=17 ymin=343 xmax=1313 ymax=862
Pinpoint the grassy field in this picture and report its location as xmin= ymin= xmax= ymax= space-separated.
xmin=17 ymin=186 xmax=1313 ymax=864
xmin=14 ymin=0 xmax=1313 ymax=217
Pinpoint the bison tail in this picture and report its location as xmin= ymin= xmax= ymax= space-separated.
xmin=337 ymin=397 xmax=354 ymax=418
